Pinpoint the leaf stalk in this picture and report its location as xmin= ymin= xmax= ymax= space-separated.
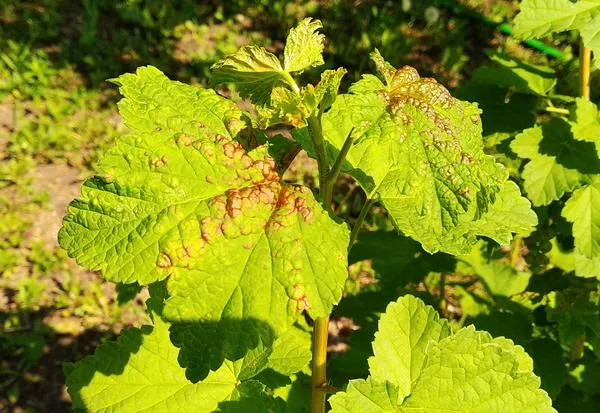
xmin=322 ymin=129 xmax=355 ymax=208
xmin=349 ymin=198 xmax=375 ymax=245
xmin=307 ymin=114 xmax=330 ymax=199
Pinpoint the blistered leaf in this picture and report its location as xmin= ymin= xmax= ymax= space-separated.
xmin=368 ymin=295 xmax=450 ymax=400
xmin=317 ymin=53 xmax=533 ymax=254
xmin=329 ymin=296 xmax=555 ymax=413
xmin=59 ymin=68 xmax=349 ymax=357
xmin=211 ymin=46 xmax=289 ymax=105
xmin=284 ymin=18 xmax=325 ymax=72
xmin=112 ymin=66 xmax=244 ymax=137
xmin=268 ymin=68 xmax=347 ymax=128
xmin=397 ymin=328 xmax=551 ymax=412
xmin=562 ymin=177 xmax=600 ymax=278
xmin=269 ymin=86 xmax=318 ymax=127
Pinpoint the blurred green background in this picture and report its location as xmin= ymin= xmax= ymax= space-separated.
xmin=0 ymin=0 xmax=587 ymax=411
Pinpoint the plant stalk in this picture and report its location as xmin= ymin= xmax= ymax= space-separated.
xmin=580 ymin=40 xmax=591 ymax=100
xmin=311 ymin=317 xmax=329 ymax=413
xmin=322 ymin=131 xmax=355 ymax=207
xmin=350 ymin=198 xmax=375 ymax=245
xmin=309 ymin=101 xmax=356 ymax=413
xmin=308 ymin=113 xmax=332 ymax=413
xmin=308 ymin=114 xmax=330 ymax=200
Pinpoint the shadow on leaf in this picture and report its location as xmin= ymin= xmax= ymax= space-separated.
xmin=169 ymin=318 xmax=276 ymax=383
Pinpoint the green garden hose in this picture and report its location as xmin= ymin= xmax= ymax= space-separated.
xmin=439 ymin=0 xmax=564 ymax=59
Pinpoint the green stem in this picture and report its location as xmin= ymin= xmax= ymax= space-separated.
xmin=308 ymin=97 xmax=357 ymax=413
xmin=543 ymin=106 xmax=570 ymax=115
xmin=282 ymin=71 xmax=300 ymax=93
xmin=322 ymin=130 xmax=355 ymax=208
xmin=307 ymin=115 xmax=329 ymax=199
xmin=349 ymin=198 xmax=375 ymax=245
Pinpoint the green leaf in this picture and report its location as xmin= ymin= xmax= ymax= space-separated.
xmin=217 ymin=381 xmax=288 ymax=413
xmin=350 ymin=231 xmax=422 ymax=277
xmin=514 ymin=0 xmax=600 ymax=64
xmin=284 ymin=18 xmax=325 ymax=72
xmin=510 ymin=119 xmax=599 ymax=206
xmin=269 ymin=86 xmax=317 ymax=127
xmin=67 ymin=315 xmax=240 ymax=412
xmin=314 ymin=68 xmax=346 ymax=112
xmin=470 ymin=310 xmax=533 ymax=344
xmin=59 ymin=68 xmax=350 ymax=353
xmin=455 ymin=84 xmax=537 ymax=137
xmin=526 ymin=338 xmax=566 ymax=399
xmin=459 ymin=242 xmax=531 ymax=296
xmin=317 ymin=53 xmax=533 ymax=254
xmin=368 ymin=295 xmax=450 ymax=399
xmin=513 ymin=0 xmax=600 ymax=39
xmin=329 ymin=378 xmax=399 ymax=413
xmin=113 ymin=66 xmax=244 ymax=138
xmin=562 ymin=177 xmax=600 ymax=278
xmin=330 ymin=296 xmax=555 ymax=412
xmin=211 ymin=46 xmax=290 ymax=105
xmin=468 ymin=181 xmax=538 ymax=244
xmin=266 ymin=326 xmax=312 ymax=375
xmin=471 ymin=54 xmax=557 ymax=96
xmin=571 ymin=98 xmax=600 ymax=147
xmin=580 ymin=13 xmax=600 ymax=65
xmin=266 ymin=68 xmax=346 ymax=128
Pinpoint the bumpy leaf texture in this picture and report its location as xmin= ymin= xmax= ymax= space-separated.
xmin=316 ymin=51 xmax=536 ymax=254
xmin=329 ymin=296 xmax=555 ymax=413
xmin=514 ymin=0 xmax=600 ymax=68
xmin=59 ymin=67 xmax=349 ymax=349
xmin=283 ymin=17 xmax=325 ymax=72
